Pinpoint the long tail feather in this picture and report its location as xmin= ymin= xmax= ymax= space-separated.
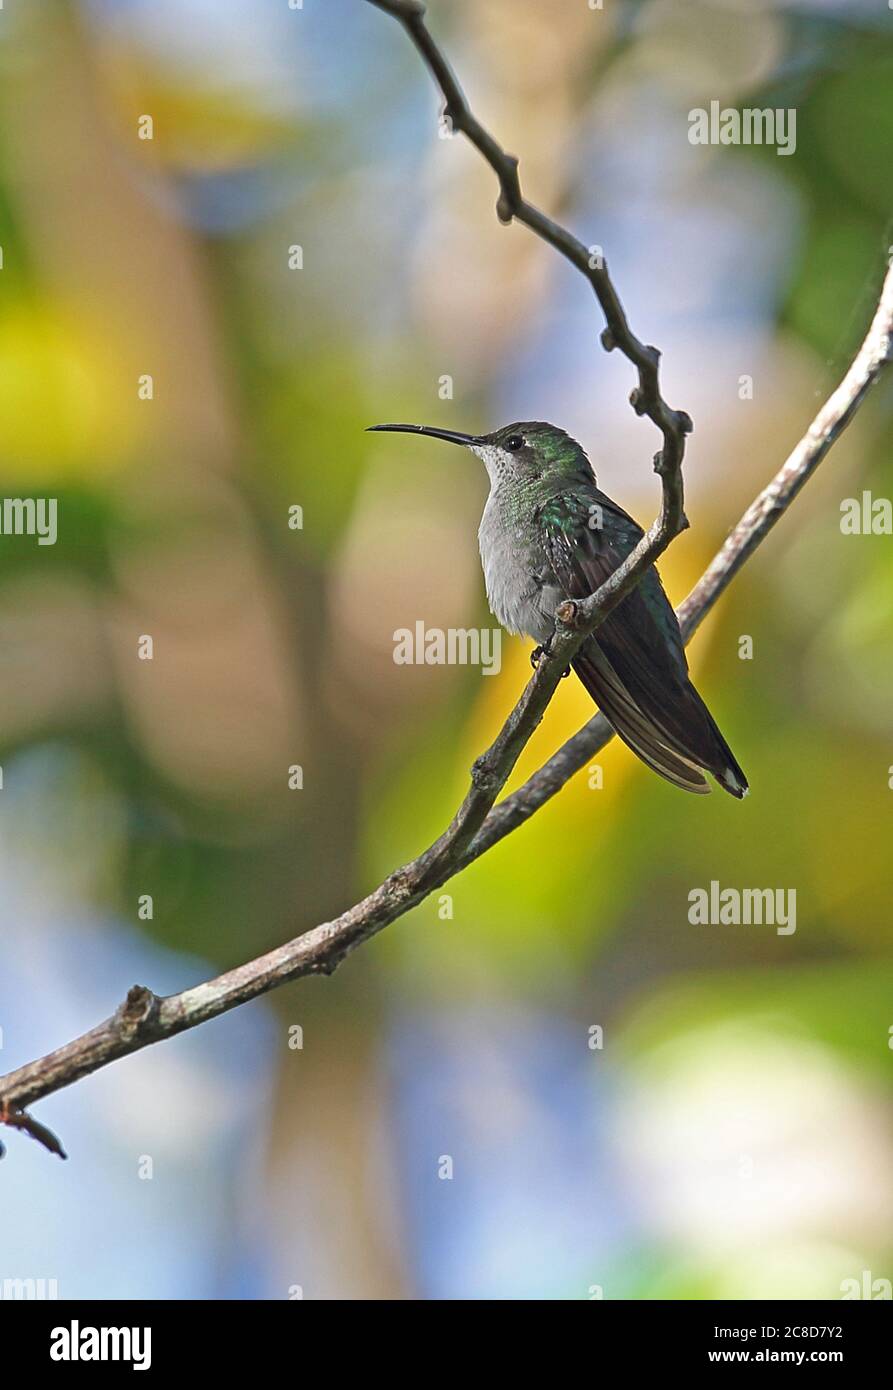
xmin=573 ymin=642 xmax=747 ymax=797
xmin=573 ymin=647 xmax=711 ymax=795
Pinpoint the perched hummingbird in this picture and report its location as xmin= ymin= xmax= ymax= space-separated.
xmin=369 ymin=420 xmax=747 ymax=798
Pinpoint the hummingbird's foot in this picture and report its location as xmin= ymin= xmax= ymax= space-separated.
xmin=531 ymin=635 xmax=570 ymax=676
xmin=530 ymin=632 xmax=555 ymax=669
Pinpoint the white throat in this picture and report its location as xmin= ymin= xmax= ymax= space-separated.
xmin=469 ymin=442 xmax=512 ymax=492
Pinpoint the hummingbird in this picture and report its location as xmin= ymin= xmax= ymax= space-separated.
xmin=369 ymin=420 xmax=747 ymax=798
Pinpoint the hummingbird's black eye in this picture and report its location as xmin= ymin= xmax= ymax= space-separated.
xmin=505 ymin=434 xmax=524 ymax=452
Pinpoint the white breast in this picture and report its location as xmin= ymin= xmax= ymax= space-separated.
xmin=477 ymin=493 xmax=558 ymax=643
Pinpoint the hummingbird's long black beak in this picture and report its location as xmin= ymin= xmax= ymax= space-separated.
xmin=367 ymin=423 xmax=482 ymax=447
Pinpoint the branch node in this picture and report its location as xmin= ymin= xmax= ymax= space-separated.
xmin=600 ymin=328 xmax=616 ymax=352
xmin=116 ymin=984 xmax=161 ymax=1040
xmin=495 ymin=154 xmax=521 ymax=224
xmin=555 ymin=599 xmax=579 ymax=629
xmin=308 ymin=958 xmax=338 ymax=977
xmin=629 ymin=387 xmax=647 ymax=416
xmin=442 ymin=101 xmax=462 ymax=132
xmin=652 ymin=449 xmax=677 ymax=480
xmin=470 ymin=754 xmax=497 ymax=790
xmin=495 ymin=168 xmax=523 ymax=225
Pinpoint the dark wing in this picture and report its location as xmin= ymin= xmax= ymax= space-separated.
xmin=538 ymin=490 xmax=746 ymax=796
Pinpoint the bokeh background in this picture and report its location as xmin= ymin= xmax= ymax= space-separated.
xmin=1 ymin=0 xmax=892 ymax=1300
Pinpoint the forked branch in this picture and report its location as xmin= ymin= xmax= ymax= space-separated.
xmin=1 ymin=1 xmax=890 ymax=1159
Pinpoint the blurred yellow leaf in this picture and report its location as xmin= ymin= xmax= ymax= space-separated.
xmin=0 ymin=300 xmax=133 ymax=479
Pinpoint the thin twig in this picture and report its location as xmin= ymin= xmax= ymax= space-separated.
xmin=0 ymin=1100 xmax=67 ymax=1160
xmin=368 ymin=0 xmax=693 ymax=474
xmin=1 ymin=2 xmax=890 ymax=1156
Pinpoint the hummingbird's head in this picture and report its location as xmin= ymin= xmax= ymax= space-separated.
xmin=367 ymin=420 xmax=594 ymax=490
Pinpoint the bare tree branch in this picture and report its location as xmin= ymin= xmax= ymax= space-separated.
xmin=461 ymin=257 xmax=893 ymax=862
xmin=368 ymin=0 xmax=693 ymax=472
xmin=1 ymin=0 xmax=891 ymax=1157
